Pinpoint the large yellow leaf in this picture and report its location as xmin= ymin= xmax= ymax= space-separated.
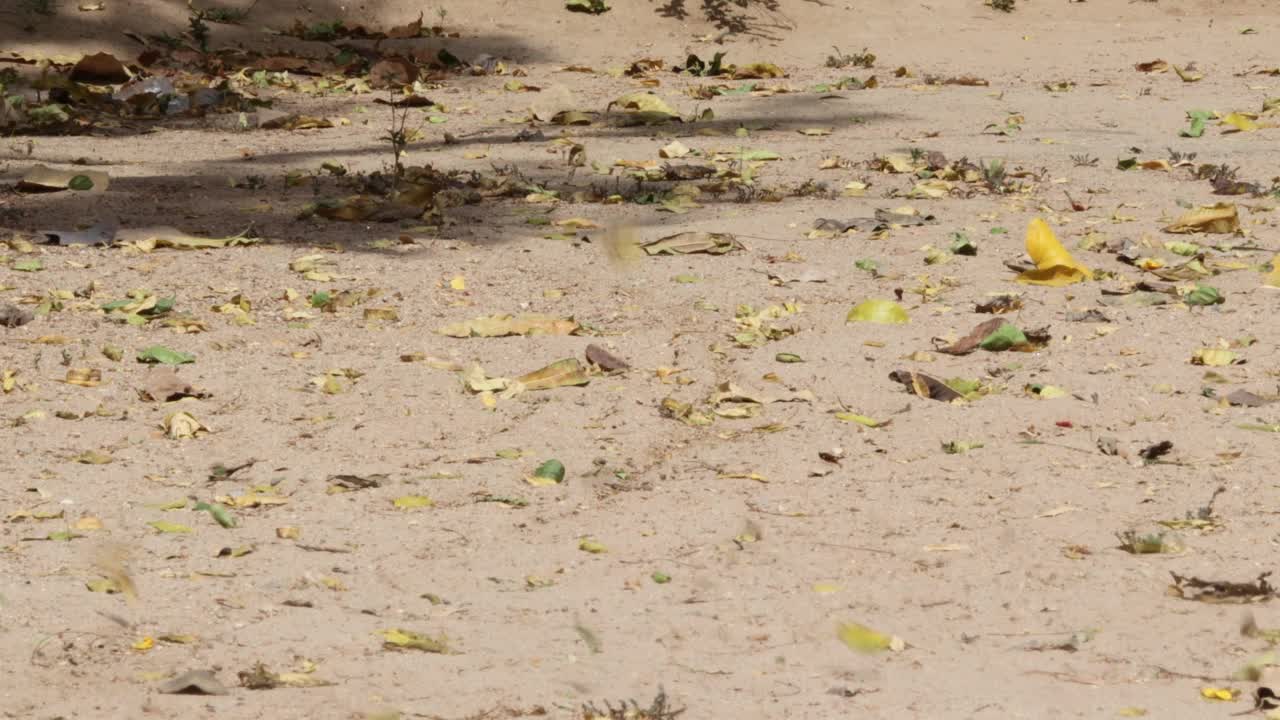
xmin=1016 ymin=218 xmax=1092 ymax=286
xmin=1163 ymin=203 xmax=1239 ymax=234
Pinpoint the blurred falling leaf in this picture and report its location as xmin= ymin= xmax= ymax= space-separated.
xmin=847 ymin=299 xmax=909 ymax=324
xmin=1017 ymin=218 xmax=1091 ymax=286
xmin=837 ymin=622 xmax=904 ymax=653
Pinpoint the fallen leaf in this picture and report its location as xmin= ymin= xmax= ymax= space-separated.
xmin=1164 ymin=203 xmax=1239 ymax=234
xmin=378 ymin=628 xmax=451 ymax=653
xmin=392 ymin=495 xmax=434 ymax=509
xmin=437 ymin=313 xmax=579 ymax=338
xmin=526 ymin=459 xmax=566 ymax=487
xmin=136 ymin=346 xmax=195 ymax=365
xmin=17 ymin=165 xmax=109 ymax=194
xmin=148 ymin=520 xmax=193 ymax=534
xmin=640 ymin=232 xmax=740 ymax=255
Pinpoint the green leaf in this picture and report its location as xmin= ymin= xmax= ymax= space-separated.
xmin=193 ymin=501 xmax=237 ymax=528
xmin=1181 ymin=109 xmax=1213 ymax=138
xmin=942 ymin=440 xmax=984 ymax=454
xmin=1185 ymin=284 xmax=1224 ymax=306
xmin=854 ymin=258 xmax=879 ymax=273
xmin=67 ymin=174 xmax=95 ymax=191
xmin=527 ymin=459 xmax=565 ymax=487
xmin=1116 ymin=157 xmax=1137 ymax=171
xmin=978 ymin=323 xmax=1027 ymax=351
xmin=13 ymin=259 xmax=42 ymax=272
xmin=309 ymin=291 xmax=332 ymax=308
xmin=378 ymin=628 xmax=451 ymax=653
xmin=651 ymin=571 xmax=672 ymax=584
xmin=136 ymin=346 xmax=195 ymax=365
xmin=775 ymin=352 xmax=804 ymax=363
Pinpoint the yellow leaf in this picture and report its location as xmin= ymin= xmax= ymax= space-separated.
xmin=554 ymin=217 xmax=599 ymax=229
xmin=1221 ymin=112 xmax=1258 ymax=132
xmin=579 ymin=538 xmax=608 ymax=554
xmin=846 ymin=299 xmax=909 ymax=324
xmin=276 ymin=526 xmax=301 ymax=539
xmin=64 ymin=368 xmax=102 ymax=387
xmin=392 ymin=495 xmax=434 ymax=509
xmin=1017 ymin=218 xmax=1092 ymax=286
xmin=1200 ymin=687 xmax=1238 ymax=701
xmin=74 ymin=450 xmax=114 ymax=464
xmin=132 ymin=636 xmax=155 ymax=651
xmin=834 ymin=412 xmax=887 ymax=428
xmin=1192 ymin=348 xmax=1239 ymax=366
xmin=148 ymin=520 xmax=193 ymax=534
xmin=163 ymin=411 xmax=206 ymax=439
xmin=378 ymin=628 xmax=451 ymax=653
xmin=812 ymin=582 xmax=842 ymax=594
xmin=837 ymin=622 xmax=904 ymax=653
xmin=1164 ymin=203 xmax=1239 ymax=234
xmin=449 ymin=275 xmax=466 ymax=291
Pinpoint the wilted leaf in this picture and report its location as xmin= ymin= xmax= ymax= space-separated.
xmin=607 ymin=92 xmax=675 ymax=117
xmin=640 ymin=232 xmax=739 ymax=255
xmin=1192 ymin=348 xmax=1240 ymax=366
xmin=888 ymin=370 xmax=969 ymax=402
xmin=164 ymin=412 xmax=207 ymax=439
xmin=1164 ymin=203 xmax=1239 ymax=234
xmin=514 ymin=358 xmax=590 ymax=391
xmin=847 ymin=299 xmax=909 ymax=324
xmin=1169 ymin=571 xmax=1275 ymax=603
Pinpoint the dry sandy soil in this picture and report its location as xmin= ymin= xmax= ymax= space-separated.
xmin=3 ymin=0 xmax=1280 ymax=718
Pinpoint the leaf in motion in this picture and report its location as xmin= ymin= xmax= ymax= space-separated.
xmin=1016 ymin=218 xmax=1091 ymax=286
xmin=837 ymin=622 xmax=905 ymax=654
xmin=847 ymin=299 xmax=909 ymax=325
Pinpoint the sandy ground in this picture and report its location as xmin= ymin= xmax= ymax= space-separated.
xmin=3 ymin=0 xmax=1280 ymax=718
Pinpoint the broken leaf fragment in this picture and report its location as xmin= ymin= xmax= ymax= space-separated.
xmin=1017 ymin=218 xmax=1092 ymax=286
xmin=837 ymin=622 xmax=905 ymax=654
xmin=527 ymin=459 xmax=565 ymax=487
xmin=379 ymin=628 xmax=451 ymax=653
xmin=847 ymin=299 xmax=909 ymax=324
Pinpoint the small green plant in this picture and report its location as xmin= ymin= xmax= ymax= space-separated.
xmin=188 ymin=10 xmax=212 ymax=52
xmin=20 ymin=0 xmax=56 ymax=16
xmin=989 ymin=0 xmax=1015 ymax=11
xmin=1070 ymin=153 xmax=1099 ymax=167
xmin=981 ymin=159 xmax=1007 ymax=191
xmin=566 ymin=0 xmax=610 ymax=14
xmin=826 ymin=46 xmax=876 ymax=69
xmin=1116 ymin=530 xmax=1178 ymax=554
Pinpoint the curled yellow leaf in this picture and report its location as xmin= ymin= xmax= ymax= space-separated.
xmin=1016 ymin=218 xmax=1092 ymax=286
